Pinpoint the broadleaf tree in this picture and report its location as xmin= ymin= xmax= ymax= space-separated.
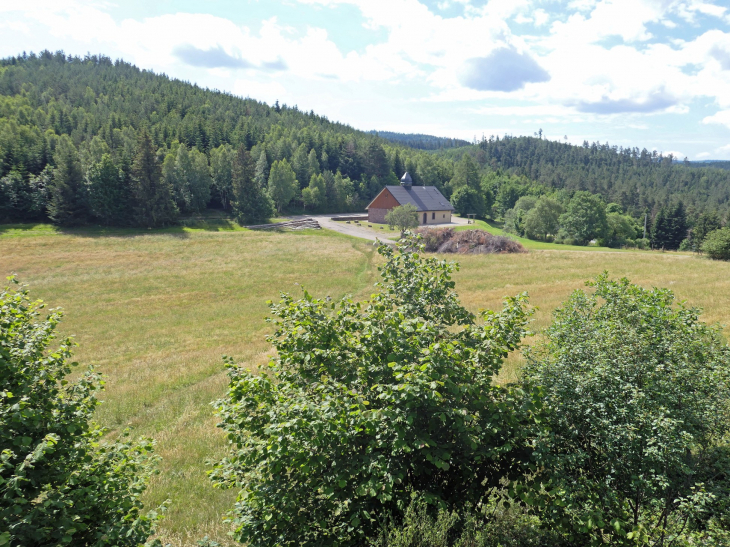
xmin=385 ymin=203 xmax=419 ymax=234
xmin=267 ymin=158 xmax=298 ymax=213
xmin=210 ymin=235 xmax=540 ymax=547
xmin=524 ymin=274 xmax=730 ymax=546
xmin=0 ymin=279 xmax=167 ymax=546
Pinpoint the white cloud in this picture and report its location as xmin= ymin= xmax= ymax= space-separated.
xmin=533 ymin=9 xmax=550 ymax=26
xmin=702 ymin=110 xmax=730 ymax=128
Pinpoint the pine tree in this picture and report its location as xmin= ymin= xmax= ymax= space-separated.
xmin=131 ymin=131 xmax=177 ymax=227
xmin=232 ymin=146 xmax=274 ymax=224
xmin=323 ymin=170 xmax=337 ymax=209
xmin=47 ymin=136 xmax=88 ymax=226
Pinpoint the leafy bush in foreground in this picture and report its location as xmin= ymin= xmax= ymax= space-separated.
xmin=211 ymin=236 xmax=540 ymax=547
xmin=0 ymin=279 xmax=165 ymax=546
xmin=370 ymin=496 xmax=570 ymax=547
xmin=701 ymin=227 xmax=730 ymax=260
xmin=524 ymin=274 xmax=730 ymax=546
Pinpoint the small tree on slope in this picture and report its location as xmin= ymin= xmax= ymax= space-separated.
xmin=0 ymin=278 xmax=166 ymax=546
xmin=385 ymin=203 xmax=419 ymax=235
xmin=210 ymin=235 xmax=540 ymax=547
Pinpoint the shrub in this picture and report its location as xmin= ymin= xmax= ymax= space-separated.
xmin=210 ymin=236 xmax=539 ymax=547
xmin=523 ymin=274 xmax=730 ymax=546
xmin=701 ymin=227 xmax=730 ymax=260
xmin=0 ymin=278 xmax=165 ymax=546
xmin=371 ymin=496 xmax=570 ymax=547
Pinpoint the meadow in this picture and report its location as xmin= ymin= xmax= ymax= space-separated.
xmin=1 ymin=226 xmax=729 ymax=545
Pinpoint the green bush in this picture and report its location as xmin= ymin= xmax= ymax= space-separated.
xmin=0 ymin=279 xmax=166 ymax=546
xmin=451 ymin=187 xmax=485 ymax=218
xmin=371 ymin=496 xmax=570 ymax=547
xmin=701 ymin=227 xmax=730 ymax=260
xmin=524 ymin=274 xmax=730 ymax=546
xmin=210 ymin=235 xmax=540 ymax=547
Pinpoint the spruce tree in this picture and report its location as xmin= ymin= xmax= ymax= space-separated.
xmin=232 ymin=145 xmax=274 ymax=224
xmin=87 ymin=153 xmax=130 ymax=225
xmin=449 ymin=153 xmax=480 ymax=192
xmin=668 ymin=200 xmax=687 ymax=250
xmin=131 ymin=131 xmax=177 ymax=227
xmin=47 ymin=136 xmax=88 ymax=225
xmin=651 ymin=206 xmax=671 ymax=250
xmin=693 ymin=210 xmax=722 ymax=249
xmin=187 ymin=147 xmax=212 ymax=213
xmin=393 ymin=150 xmax=405 ymax=178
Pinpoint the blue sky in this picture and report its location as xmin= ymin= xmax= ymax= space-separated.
xmin=2 ymin=0 xmax=730 ymax=159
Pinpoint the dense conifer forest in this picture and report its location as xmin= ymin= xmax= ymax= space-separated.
xmin=369 ymin=130 xmax=471 ymax=150
xmin=446 ymin=135 xmax=730 ymax=218
xmin=0 ymin=51 xmax=728 ymax=251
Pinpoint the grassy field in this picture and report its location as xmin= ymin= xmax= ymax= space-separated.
xmin=2 ymin=225 xmax=729 ymax=545
xmin=453 ymin=217 xmax=642 ymax=252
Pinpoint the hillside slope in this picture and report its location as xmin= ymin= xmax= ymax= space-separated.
xmin=0 ymin=51 xmax=728 ymax=227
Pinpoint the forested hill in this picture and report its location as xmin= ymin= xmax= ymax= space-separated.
xmin=689 ymin=160 xmax=730 ymax=171
xmin=445 ymin=136 xmax=730 ymax=217
xmin=1 ymin=51 xmax=729 ymax=231
xmin=0 ymin=51 xmax=410 ymax=180
xmin=0 ymin=51 xmax=460 ymax=226
xmin=369 ymin=130 xmax=471 ymax=150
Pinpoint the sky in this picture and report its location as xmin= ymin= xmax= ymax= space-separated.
xmin=1 ymin=0 xmax=730 ymax=159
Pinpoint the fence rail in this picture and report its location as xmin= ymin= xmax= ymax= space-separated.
xmin=246 ymin=218 xmax=321 ymax=231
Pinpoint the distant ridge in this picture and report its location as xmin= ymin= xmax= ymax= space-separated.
xmin=369 ymin=130 xmax=470 ymax=150
xmin=689 ymin=160 xmax=730 ymax=170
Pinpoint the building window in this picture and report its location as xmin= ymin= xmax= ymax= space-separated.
xmin=442 ymin=214 xmax=445 ymax=218
xmin=432 ymin=212 xmax=435 ymax=220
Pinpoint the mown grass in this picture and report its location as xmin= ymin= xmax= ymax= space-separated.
xmin=1 ymin=224 xmax=729 ymax=545
xmin=453 ymin=217 xmax=651 ymax=252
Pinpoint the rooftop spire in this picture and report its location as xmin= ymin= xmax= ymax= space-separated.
xmin=400 ymin=171 xmax=412 ymax=188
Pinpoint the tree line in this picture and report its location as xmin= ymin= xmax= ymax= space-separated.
xmin=445 ymin=151 xmax=727 ymax=250
xmin=1 ymin=51 xmax=729 ymax=248
xmin=0 ymin=51 xmax=456 ymax=226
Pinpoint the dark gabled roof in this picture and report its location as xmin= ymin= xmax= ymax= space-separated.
xmin=375 ymin=185 xmax=454 ymax=212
